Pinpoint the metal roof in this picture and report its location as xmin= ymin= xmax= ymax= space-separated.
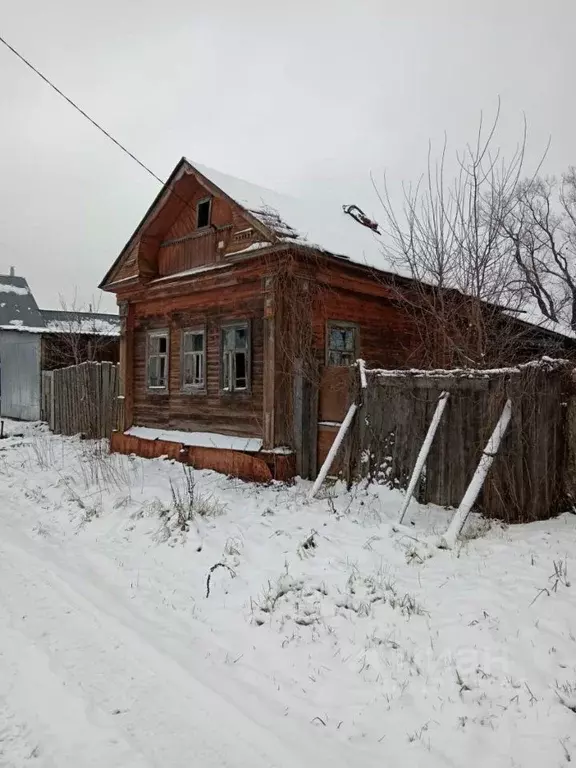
xmin=41 ymin=309 xmax=120 ymax=337
xmin=0 ymin=275 xmax=46 ymax=330
xmin=0 ymin=275 xmax=120 ymax=335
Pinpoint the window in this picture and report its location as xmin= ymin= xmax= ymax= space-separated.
xmin=196 ymin=198 xmax=211 ymax=229
xmin=147 ymin=331 xmax=169 ymax=389
xmin=181 ymin=329 xmax=205 ymax=390
xmin=221 ymin=323 xmax=249 ymax=391
xmin=327 ymin=323 xmax=357 ymax=366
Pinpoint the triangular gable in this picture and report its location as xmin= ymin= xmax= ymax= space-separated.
xmin=100 ymin=158 xmax=278 ymax=290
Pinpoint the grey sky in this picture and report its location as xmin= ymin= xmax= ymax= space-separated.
xmin=1 ymin=0 xmax=574 ymax=312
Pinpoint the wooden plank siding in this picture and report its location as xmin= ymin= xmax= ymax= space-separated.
xmin=109 ymin=171 xmax=269 ymax=286
xmin=102 ymin=168 xmax=278 ymax=449
xmin=347 ymin=366 xmax=571 ymax=523
xmin=101 ymin=157 xmax=576 ymax=485
xmin=131 ymin=271 xmax=266 ymax=439
xmin=157 ymin=230 xmax=222 ymax=276
xmin=111 ymin=431 xmax=275 ymax=482
xmin=107 ymin=241 xmax=139 ymax=285
xmin=312 ymin=281 xmax=420 ymax=424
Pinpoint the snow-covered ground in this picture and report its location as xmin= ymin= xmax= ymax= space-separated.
xmin=0 ymin=421 xmax=574 ymax=767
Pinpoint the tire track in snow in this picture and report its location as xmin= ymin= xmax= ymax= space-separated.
xmin=0 ymin=518 xmax=362 ymax=768
xmin=0 ymin=607 xmax=147 ymax=768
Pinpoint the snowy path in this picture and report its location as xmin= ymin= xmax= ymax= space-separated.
xmin=0 ymin=512 xmax=356 ymax=768
xmin=0 ymin=424 xmax=575 ymax=766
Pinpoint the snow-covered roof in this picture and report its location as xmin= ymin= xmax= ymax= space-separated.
xmin=0 ymin=282 xmax=30 ymax=295
xmin=42 ymin=310 xmax=120 ymax=337
xmin=187 ymin=162 xmax=576 ymax=342
xmin=104 ymin=158 xmax=576 ymax=343
xmin=0 ymin=273 xmax=120 ymax=336
xmin=188 ymin=160 xmax=396 ymax=275
xmin=505 ymin=305 xmax=576 ymax=340
xmin=0 ymin=276 xmax=46 ymax=329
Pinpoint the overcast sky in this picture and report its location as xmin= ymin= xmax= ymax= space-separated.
xmin=1 ymin=0 xmax=574 ymax=312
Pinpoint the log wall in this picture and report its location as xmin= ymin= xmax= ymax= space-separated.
xmin=130 ymin=264 xmax=265 ymax=438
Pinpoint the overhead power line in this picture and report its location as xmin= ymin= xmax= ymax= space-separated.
xmin=0 ymin=33 xmax=166 ymax=188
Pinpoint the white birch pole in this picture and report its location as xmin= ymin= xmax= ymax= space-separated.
xmin=357 ymin=358 xmax=367 ymax=390
xmin=440 ymin=398 xmax=512 ymax=549
xmin=397 ymin=390 xmax=450 ymax=526
xmin=309 ymin=402 xmax=358 ymax=499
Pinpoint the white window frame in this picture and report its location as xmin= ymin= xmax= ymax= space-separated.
xmin=181 ymin=328 xmax=206 ymax=392
xmin=221 ymin=322 xmax=250 ymax=392
xmin=147 ymin=330 xmax=169 ymax=390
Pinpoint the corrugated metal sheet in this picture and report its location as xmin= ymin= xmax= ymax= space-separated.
xmin=0 ymin=331 xmax=41 ymax=420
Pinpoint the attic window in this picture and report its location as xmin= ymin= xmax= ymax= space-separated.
xmin=196 ymin=198 xmax=211 ymax=229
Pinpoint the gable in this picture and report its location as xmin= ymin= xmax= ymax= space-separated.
xmin=101 ymin=160 xmax=275 ymax=292
xmin=106 ymin=240 xmax=140 ymax=286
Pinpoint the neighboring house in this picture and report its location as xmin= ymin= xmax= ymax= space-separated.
xmin=0 ymin=272 xmax=120 ymax=420
xmin=99 ymin=158 xmax=573 ymax=480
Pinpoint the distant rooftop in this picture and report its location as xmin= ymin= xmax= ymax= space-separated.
xmin=41 ymin=309 xmax=120 ymax=337
xmin=0 ymin=274 xmax=46 ymax=329
xmin=0 ymin=273 xmax=120 ymax=336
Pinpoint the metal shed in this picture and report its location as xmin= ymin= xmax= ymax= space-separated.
xmin=0 ymin=329 xmax=42 ymax=420
xmin=0 ymin=274 xmax=45 ymax=421
xmin=0 ymin=272 xmax=119 ymax=422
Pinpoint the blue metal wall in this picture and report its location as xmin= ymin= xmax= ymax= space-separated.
xmin=0 ymin=331 xmax=42 ymax=421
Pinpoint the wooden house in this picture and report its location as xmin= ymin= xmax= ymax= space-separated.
xmin=100 ymin=158 xmax=571 ymax=481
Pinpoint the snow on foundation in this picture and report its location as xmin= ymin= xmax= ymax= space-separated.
xmin=126 ymin=425 xmax=263 ymax=452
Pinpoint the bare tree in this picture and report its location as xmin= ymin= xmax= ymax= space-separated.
xmin=42 ymin=292 xmax=118 ymax=369
xmin=507 ymin=170 xmax=576 ymax=330
xmin=373 ymin=104 xmax=551 ymax=368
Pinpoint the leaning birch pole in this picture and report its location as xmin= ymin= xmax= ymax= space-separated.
xmin=440 ymin=398 xmax=512 ymax=549
xmin=309 ymin=402 xmax=358 ymax=499
xmin=397 ymin=391 xmax=450 ymax=525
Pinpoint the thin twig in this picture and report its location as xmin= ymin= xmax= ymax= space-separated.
xmin=205 ymin=562 xmax=236 ymax=598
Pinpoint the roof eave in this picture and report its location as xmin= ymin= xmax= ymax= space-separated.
xmin=99 ymin=157 xmax=191 ymax=290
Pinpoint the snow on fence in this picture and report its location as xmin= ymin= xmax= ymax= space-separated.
xmin=343 ymin=358 xmax=573 ymax=524
xmin=41 ymin=361 xmax=119 ymax=439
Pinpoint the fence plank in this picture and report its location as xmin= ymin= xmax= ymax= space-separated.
xmin=349 ymin=364 xmax=571 ymax=524
xmin=41 ymin=361 xmax=119 ymax=440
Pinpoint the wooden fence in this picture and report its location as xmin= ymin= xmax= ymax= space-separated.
xmin=344 ymin=360 xmax=573 ymax=524
xmin=41 ymin=361 xmax=119 ymax=439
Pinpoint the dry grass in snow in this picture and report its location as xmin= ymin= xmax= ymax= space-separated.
xmin=0 ymin=421 xmax=574 ymax=767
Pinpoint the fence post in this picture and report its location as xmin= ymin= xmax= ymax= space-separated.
xmin=309 ymin=402 xmax=358 ymax=498
xmin=440 ymin=398 xmax=512 ymax=548
xmin=397 ymin=391 xmax=450 ymax=525
xmin=310 ymin=361 xmax=365 ymax=499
